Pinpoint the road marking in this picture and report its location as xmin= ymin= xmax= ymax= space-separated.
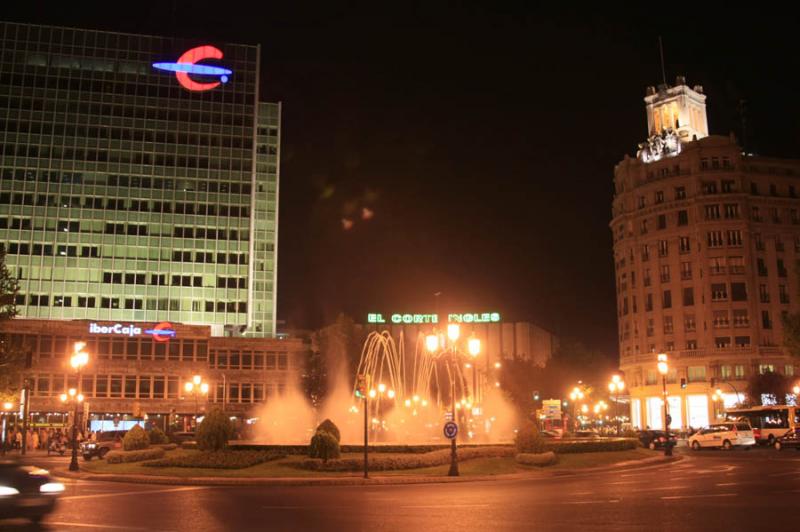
xmin=636 ymin=485 xmax=689 ymax=492
xmin=768 ymin=471 xmax=800 ymax=477
xmin=60 ymin=486 xmax=207 ymax=501
xmin=563 ymin=499 xmax=620 ymax=505
xmin=608 ymin=480 xmax=641 ymax=485
xmin=716 ymin=482 xmax=738 ymax=486
xmin=401 ymin=504 xmax=490 ymax=509
xmin=47 ymin=522 xmax=169 ymax=531
xmin=661 ymin=493 xmax=737 ymax=500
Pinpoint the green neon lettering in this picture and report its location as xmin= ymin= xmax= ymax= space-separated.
xmin=391 ymin=314 xmax=402 ymax=324
xmin=491 ymin=312 xmax=501 ymax=322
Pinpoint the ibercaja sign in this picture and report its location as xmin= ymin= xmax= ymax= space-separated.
xmin=88 ymin=322 xmax=177 ymax=342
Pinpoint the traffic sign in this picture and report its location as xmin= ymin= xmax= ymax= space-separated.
xmin=443 ymin=421 xmax=458 ymax=439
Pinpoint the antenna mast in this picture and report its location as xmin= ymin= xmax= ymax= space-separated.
xmin=658 ymin=36 xmax=667 ymax=86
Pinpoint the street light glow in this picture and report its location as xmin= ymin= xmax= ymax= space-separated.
xmin=425 ymin=334 xmax=439 ymax=353
xmin=184 ymin=382 xmax=194 ymax=393
xmin=657 ymin=353 xmax=668 ymax=375
xmin=468 ymin=337 xmax=480 ymax=357
xmin=378 ymin=383 xmax=387 ymax=394
xmin=193 ymin=375 xmax=202 ymax=385
xmin=447 ymin=323 xmax=460 ymax=342
xmin=200 ymin=382 xmax=210 ymax=394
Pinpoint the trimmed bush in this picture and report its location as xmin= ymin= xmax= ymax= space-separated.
xmin=515 ymin=451 xmax=557 ymax=466
xmin=196 ymin=408 xmax=234 ymax=451
xmin=515 ymin=423 xmax=547 ymax=454
xmin=316 ymin=419 xmax=341 ymax=443
xmin=181 ymin=441 xmax=198 ymax=450
xmin=148 ymin=427 xmax=169 ymax=445
xmin=123 ymin=425 xmax=150 ymax=451
xmin=144 ymin=450 xmax=286 ymax=469
xmin=154 ymin=443 xmax=178 ymax=451
xmin=309 ymin=431 xmax=340 ymax=462
xmin=296 ymin=445 xmax=513 ymax=472
xmin=545 ymin=438 xmax=638 ymax=454
xmin=106 ymin=447 xmax=165 ymax=464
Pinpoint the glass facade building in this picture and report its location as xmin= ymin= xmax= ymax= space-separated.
xmin=0 ymin=21 xmax=279 ymax=337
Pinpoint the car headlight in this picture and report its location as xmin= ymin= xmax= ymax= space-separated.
xmin=0 ymin=486 xmax=20 ymax=496
xmin=40 ymin=483 xmax=65 ymax=494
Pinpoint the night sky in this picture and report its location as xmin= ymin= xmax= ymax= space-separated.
xmin=5 ymin=3 xmax=800 ymax=356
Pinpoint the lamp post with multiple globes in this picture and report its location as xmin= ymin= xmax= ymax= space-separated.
xmin=64 ymin=342 xmax=89 ymax=471
xmin=608 ymin=375 xmax=625 ymax=435
xmin=425 ymin=323 xmax=480 ymax=477
xmin=184 ymin=375 xmax=210 ymax=428
xmin=657 ymin=353 xmax=672 ymax=456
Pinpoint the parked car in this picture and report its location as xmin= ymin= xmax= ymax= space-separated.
xmin=774 ymin=428 xmax=800 ymax=451
xmin=688 ymin=422 xmax=756 ymax=450
xmin=81 ymin=430 xmax=126 ymax=460
xmin=637 ymin=430 xmax=677 ymax=450
xmin=0 ymin=461 xmax=63 ymax=524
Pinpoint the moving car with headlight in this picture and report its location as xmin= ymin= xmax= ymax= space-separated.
xmin=0 ymin=460 xmax=63 ymax=524
xmin=773 ymin=428 xmax=800 ymax=451
xmin=81 ymin=430 xmax=126 ymax=460
xmin=688 ymin=422 xmax=756 ymax=450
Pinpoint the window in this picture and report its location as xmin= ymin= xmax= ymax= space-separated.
xmin=710 ymin=257 xmax=725 ymax=275
xmin=715 ymin=337 xmax=731 ymax=348
xmin=682 ymin=287 xmax=694 ymax=306
xmin=684 ymin=314 xmax=696 ymax=332
xmin=707 ymin=231 xmax=724 ymax=248
xmin=711 ymin=283 xmax=728 ymax=301
xmin=643 ymin=269 xmax=651 ymax=287
xmin=677 ymin=210 xmax=688 ymax=226
xmin=721 ymin=365 xmax=732 ymax=379
xmin=660 ymin=265 xmax=670 ymax=283
xmin=688 ymin=366 xmax=707 ymax=382
xmin=657 ymin=214 xmax=666 ymax=230
xmin=645 ymin=293 xmax=653 ymax=312
xmin=752 ymin=206 xmax=763 ymax=222
xmin=780 ymin=284 xmax=790 ymax=304
xmin=705 ymin=204 xmax=720 ymax=220
xmin=762 ymin=311 xmax=772 ymax=329
xmin=638 ymin=196 xmax=645 ymax=209
xmin=663 ymin=316 xmax=674 ymax=334
xmin=724 ymin=204 xmax=739 ymax=219
xmin=735 ymin=365 xmax=745 ymax=378
xmin=760 ymin=284 xmax=770 ymax=303
xmin=733 ymin=309 xmax=749 ymax=327
xmin=640 ymin=219 xmax=648 ymax=235
xmin=713 ymin=311 xmax=729 ymax=328
xmin=751 ymin=182 xmax=759 ymax=195
xmin=641 ymin=245 xmax=650 ymax=262
xmin=721 ymin=180 xmax=734 ymax=192
xmin=646 ymin=318 xmax=654 ymax=337
xmin=754 ymin=233 xmax=764 ymax=250
xmin=675 ymin=187 xmax=686 ymax=200
xmin=759 ymin=364 xmax=775 ymax=375
xmin=139 ymin=376 xmax=151 ymax=398
xmin=702 ymin=181 xmax=717 ymax=194
xmin=757 ymin=258 xmax=768 ymax=277
xmin=727 ymin=230 xmax=742 ymax=247
xmin=770 ymin=184 xmax=778 ymax=196
xmin=679 ymin=236 xmax=691 ymax=253
xmin=728 ymin=256 xmax=745 ymax=274
xmin=680 ymin=262 xmax=692 ymax=280
xmin=658 ymin=240 xmax=668 ymax=257
xmin=777 ymin=259 xmax=788 ymax=277
xmin=785 ymin=365 xmax=795 ymax=377
xmin=734 ymin=336 xmax=750 ymax=347
xmin=731 ymin=283 xmax=747 ymax=301
xmin=655 ymin=191 xmax=664 ymax=204
xmin=662 ymin=290 xmax=672 ymax=309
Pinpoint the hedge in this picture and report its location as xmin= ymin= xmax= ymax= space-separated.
xmin=293 ymin=445 xmax=514 ymax=472
xmin=106 ymin=447 xmax=165 ymax=464
xmin=122 ymin=425 xmax=149 ymax=451
xmin=544 ymin=438 xmax=638 ymax=454
xmin=144 ymin=450 xmax=286 ymax=469
xmin=154 ymin=443 xmax=178 ymax=451
xmin=515 ymin=452 xmax=557 ymax=466
xmin=228 ymin=443 xmax=508 ymax=454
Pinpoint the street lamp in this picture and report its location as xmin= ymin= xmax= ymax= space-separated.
xmin=184 ymin=375 xmax=209 ymax=427
xmin=793 ymin=384 xmax=800 ymax=396
xmin=657 ymin=353 xmax=672 ymax=456
xmin=608 ymin=375 xmax=625 ymax=435
xmin=569 ymin=386 xmax=585 ymax=431
xmin=426 ymin=323 xmax=479 ymax=477
xmin=67 ymin=342 xmax=89 ymax=471
xmin=468 ymin=336 xmax=481 ymax=405
xmin=1 ymin=402 xmax=13 ymax=456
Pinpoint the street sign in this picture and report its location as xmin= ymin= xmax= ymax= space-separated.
xmin=443 ymin=421 xmax=458 ymax=439
xmin=542 ymin=399 xmax=562 ymax=419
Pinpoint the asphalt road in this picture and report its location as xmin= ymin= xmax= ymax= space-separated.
xmin=5 ymin=447 xmax=800 ymax=531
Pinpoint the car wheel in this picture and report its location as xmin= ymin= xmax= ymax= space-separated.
xmin=768 ymin=435 xmax=776 ymax=446
xmin=98 ymin=448 xmax=109 ymax=459
xmin=775 ymin=441 xmax=782 ymax=451
xmin=691 ymin=441 xmax=701 ymax=450
xmin=649 ymin=441 xmax=656 ymax=450
xmin=722 ymin=440 xmax=732 ymax=450
xmin=30 ymin=513 xmax=45 ymax=524
xmin=83 ymin=454 xmax=92 ymax=461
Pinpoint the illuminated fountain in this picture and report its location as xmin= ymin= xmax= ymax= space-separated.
xmin=252 ymin=328 xmax=518 ymax=444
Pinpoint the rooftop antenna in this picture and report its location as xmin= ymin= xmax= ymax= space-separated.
xmin=658 ymin=36 xmax=667 ymax=87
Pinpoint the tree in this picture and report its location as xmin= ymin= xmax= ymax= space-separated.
xmin=302 ymin=349 xmax=327 ymax=408
xmin=0 ymin=246 xmax=20 ymax=404
xmin=196 ymin=408 xmax=234 ymax=451
xmin=746 ymin=370 xmax=791 ymax=405
xmin=781 ymin=311 xmax=800 ymax=359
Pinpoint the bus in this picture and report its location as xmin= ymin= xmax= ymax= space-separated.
xmin=725 ymin=405 xmax=799 ymax=444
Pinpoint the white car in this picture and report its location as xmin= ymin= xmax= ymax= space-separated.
xmin=688 ymin=422 xmax=756 ymax=450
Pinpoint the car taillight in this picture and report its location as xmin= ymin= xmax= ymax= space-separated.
xmin=753 ymin=428 xmax=762 ymax=439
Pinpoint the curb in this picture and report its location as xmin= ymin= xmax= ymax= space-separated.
xmin=52 ymin=454 xmax=680 ymax=487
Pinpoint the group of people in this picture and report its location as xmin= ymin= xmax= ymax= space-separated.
xmin=2 ymin=427 xmax=95 ymax=453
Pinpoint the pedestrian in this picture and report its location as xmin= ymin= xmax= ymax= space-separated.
xmin=41 ymin=428 xmax=49 ymax=450
xmin=14 ymin=430 xmax=22 ymax=450
xmin=32 ymin=430 xmax=39 ymax=451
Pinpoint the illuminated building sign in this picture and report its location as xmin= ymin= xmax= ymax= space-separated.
xmin=152 ymin=45 xmax=232 ymax=92
xmin=88 ymin=322 xmax=177 ymax=341
xmin=367 ymin=312 xmax=501 ymax=324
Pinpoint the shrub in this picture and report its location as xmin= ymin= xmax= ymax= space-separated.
xmin=144 ymin=450 xmax=286 ymax=469
xmin=296 ymin=445 xmax=514 ymax=472
xmin=309 ymin=431 xmax=340 ymax=462
xmin=106 ymin=447 xmax=165 ymax=464
xmin=515 ymin=423 xmax=547 ymax=454
xmin=515 ymin=451 xmax=557 ymax=466
xmin=148 ymin=427 xmax=169 ymax=445
xmin=545 ymin=438 xmax=638 ymax=454
xmin=181 ymin=441 xmax=198 ymax=450
xmin=316 ymin=419 xmax=341 ymax=443
xmin=123 ymin=425 xmax=150 ymax=451
xmin=196 ymin=408 xmax=234 ymax=452
xmin=154 ymin=443 xmax=178 ymax=451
